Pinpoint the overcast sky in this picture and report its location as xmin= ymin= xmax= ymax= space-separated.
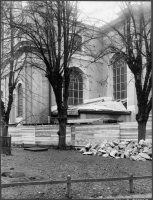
xmin=78 ymin=1 xmax=145 ymax=27
xmin=78 ymin=1 xmax=121 ymax=26
xmin=22 ymin=1 xmax=143 ymax=27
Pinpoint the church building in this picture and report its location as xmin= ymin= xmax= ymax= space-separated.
xmin=1 ymin=2 xmax=151 ymax=125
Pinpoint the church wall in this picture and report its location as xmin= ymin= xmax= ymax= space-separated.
xmin=126 ymin=67 xmax=137 ymax=122
xmin=4 ymin=64 xmax=50 ymax=125
xmin=70 ymin=56 xmax=107 ymax=102
xmin=88 ymin=61 xmax=108 ymax=99
xmin=51 ymin=86 xmax=56 ymax=107
xmin=23 ymin=66 xmax=50 ymax=124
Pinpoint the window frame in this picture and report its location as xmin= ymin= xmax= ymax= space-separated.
xmin=68 ymin=69 xmax=83 ymax=106
xmin=113 ymin=57 xmax=127 ymax=101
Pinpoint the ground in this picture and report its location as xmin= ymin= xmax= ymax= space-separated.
xmin=1 ymin=147 xmax=152 ymax=199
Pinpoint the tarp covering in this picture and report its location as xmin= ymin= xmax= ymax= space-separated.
xmin=52 ymin=97 xmax=129 ymax=116
xmin=70 ymin=101 xmax=127 ymax=112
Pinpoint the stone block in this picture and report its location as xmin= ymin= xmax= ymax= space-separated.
xmin=139 ymin=152 xmax=151 ymax=160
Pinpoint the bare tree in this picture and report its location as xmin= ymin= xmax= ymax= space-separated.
xmin=93 ymin=2 xmax=151 ymax=142
xmin=12 ymin=1 xmax=99 ymax=149
xmin=1 ymin=1 xmax=28 ymax=136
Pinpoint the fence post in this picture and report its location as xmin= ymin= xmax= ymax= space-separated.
xmin=67 ymin=175 xmax=72 ymax=199
xmin=129 ymin=173 xmax=134 ymax=193
xmin=118 ymin=123 xmax=121 ymax=142
xmin=71 ymin=125 xmax=75 ymax=146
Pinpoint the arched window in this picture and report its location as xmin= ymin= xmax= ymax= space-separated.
xmin=113 ymin=57 xmax=127 ymax=100
xmin=17 ymin=83 xmax=23 ymax=117
xmin=68 ymin=69 xmax=83 ymax=105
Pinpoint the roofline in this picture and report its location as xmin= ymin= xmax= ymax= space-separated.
xmin=52 ymin=109 xmax=131 ymax=116
xmin=78 ymin=109 xmax=131 ymax=115
xmin=100 ymin=2 xmax=151 ymax=33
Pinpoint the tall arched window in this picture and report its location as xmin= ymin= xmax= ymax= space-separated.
xmin=17 ymin=83 xmax=23 ymax=117
xmin=113 ymin=57 xmax=127 ymax=100
xmin=68 ymin=69 xmax=83 ymax=105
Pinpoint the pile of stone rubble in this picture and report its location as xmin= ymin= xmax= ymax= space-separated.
xmin=78 ymin=139 xmax=152 ymax=161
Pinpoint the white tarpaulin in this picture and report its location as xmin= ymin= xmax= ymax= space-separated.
xmin=52 ymin=98 xmax=128 ymax=115
xmin=68 ymin=100 xmax=127 ymax=112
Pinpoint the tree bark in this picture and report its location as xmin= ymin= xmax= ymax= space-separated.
xmin=2 ymin=124 xmax=9 ymax=137
xmin=50 ymin=72 xmax=69 ymax=150
xmin=58 ymin=121 xmax=66 ymax=148
xmin=1 ymin=100 xmax=8 ymax=136
xmin=2 ymin=86 xmax=15 ymax=136
xmin=58 ymin=107 xmax=67 ymax=149
xmin=137 ymin=121 xmax=146 ymax=142
xmin=1 ymin=1 xmax=15 ymax=137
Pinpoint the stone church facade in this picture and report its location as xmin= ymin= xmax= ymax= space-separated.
xmin=2 ymin=3 xmax=147 ymax=125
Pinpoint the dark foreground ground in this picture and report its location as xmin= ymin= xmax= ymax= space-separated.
xmin=1 ymin=148 xmax=152 ymax=199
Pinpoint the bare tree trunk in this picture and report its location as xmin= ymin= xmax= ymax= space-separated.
xmin=2 ymin=123 xmax=9 ymax=137
xmin=50 ymin=73 xmax=68 ymax=149
xmin=138 ymin=121 xmax=146 ymax=142
xmin=3 ymin=86 xmax=14 ymax=136
xmin=58 ymin=107 xmax=67 ymax=149
xmin=1 ymin=100 xmax=11 ymax=155
xmin=58 ymin=122 xmax=66 ymax=148
xmin=1 ymin=1 xmax=15 ymax=137
xmin=1 ymin=100 xmax=8 ymax=136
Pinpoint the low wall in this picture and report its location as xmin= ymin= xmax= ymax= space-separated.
xmin=8 ymin=122 xmax=152 ymax=146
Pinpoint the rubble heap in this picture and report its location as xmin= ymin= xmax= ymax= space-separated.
xmin=78 ymin=140 xmax=152 ymax=161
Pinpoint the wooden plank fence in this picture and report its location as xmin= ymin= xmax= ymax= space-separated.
xmin=8 ymin=127 xmax=35 ymax=144
xmin=1 ymin=174 xmax=152 ymax=199
xmin=73 ymin=124 xmax=120 ymax=146
xmin=119 ymin=121 xmax=152 ymax=142
xmin=8 ymin=122 xmax=152 ymax=146
xmin=35 ymin=125 xmax=71 ymax=145
xmin=21 ymin=127 xmax=35 ymax=144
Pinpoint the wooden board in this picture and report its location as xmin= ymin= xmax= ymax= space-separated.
xmin=24 ymin=147 xmax=48 ymax=151
xmin=67 ymin=118 xmax=103 ymax=124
